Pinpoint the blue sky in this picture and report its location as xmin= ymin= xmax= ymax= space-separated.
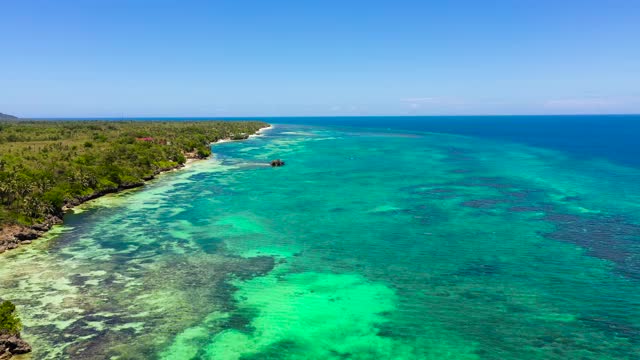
xmin=1 ymin=0 xmax=639 ymax=117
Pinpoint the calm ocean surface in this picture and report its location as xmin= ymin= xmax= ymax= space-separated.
xmin=1 ymin=116 xmax=639 ymax=359
xmin=275 ymin=115 xmax=640 ymax=167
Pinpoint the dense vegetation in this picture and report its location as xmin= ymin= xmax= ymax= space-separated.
xmin=0 ymin=301 xmax=21 ymax=335
xmin=0 ymin=120 xmax=267 ymax=227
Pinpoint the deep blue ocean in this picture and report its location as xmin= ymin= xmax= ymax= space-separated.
xmin=264 ymin=115 xmax=640 ymax=168
xmin=52 ymin=115 xmax=640 ymax=167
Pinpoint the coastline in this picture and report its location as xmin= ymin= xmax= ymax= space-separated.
xmin=0 ymin=125 xmax=272 ymax=255
xmin=213 ymin=124 xmax=275 ymax=144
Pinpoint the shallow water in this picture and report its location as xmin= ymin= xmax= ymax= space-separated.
xmin=1 ymin=124 xmax=639 ymax=359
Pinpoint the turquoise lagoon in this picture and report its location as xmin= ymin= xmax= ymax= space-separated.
xmin=1 ymin=122 xmax=639 ymax=359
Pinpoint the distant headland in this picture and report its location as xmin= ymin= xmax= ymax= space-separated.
xmin=0 ymin=113 xmax=18 ymax=120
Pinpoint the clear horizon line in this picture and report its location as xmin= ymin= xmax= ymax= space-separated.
xmin=15 ymin=113 xmax=640 ymax=120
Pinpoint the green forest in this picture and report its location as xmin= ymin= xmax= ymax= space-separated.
xmin=0 ymin=120 xmax=267 ymax=227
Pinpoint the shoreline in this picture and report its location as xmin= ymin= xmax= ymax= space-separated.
xmin=213 ymin=124 xmax=275 ymax=144
xmin=0 ymin=125 xmax=272 ymax=255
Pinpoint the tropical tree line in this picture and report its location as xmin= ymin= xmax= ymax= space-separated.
xmin=0 ymin=120 xmax=267 ymax=226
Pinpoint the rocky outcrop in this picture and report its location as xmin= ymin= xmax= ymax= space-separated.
xmin=270 ymin=159 xmax=285 ymax=167
xmin=0 ymin=334 xmax=31 ymax=359
xmin=0 ymin=215 xmax=63 ymax=254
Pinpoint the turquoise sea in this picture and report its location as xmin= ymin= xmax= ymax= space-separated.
xmin=1 ymin=116 xmax=640 ymax=359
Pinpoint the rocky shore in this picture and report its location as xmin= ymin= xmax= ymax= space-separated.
xmin=0 ymin=215 xmax=63 ymax=254
xmin=0 ymin=163 xmax=186 ymax=254
xmin=0 ymin=334 xmax=31 ymax=359
xmin=0 ymin=300 xmax=30 ymax=359
xmin=0 ymin=125 xmax=272 ymax=255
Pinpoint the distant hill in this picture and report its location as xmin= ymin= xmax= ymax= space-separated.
xmin=0 ymin=112 xmax=18 ymax=120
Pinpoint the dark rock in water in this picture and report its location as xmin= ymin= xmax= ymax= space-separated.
xmin=270 ymin=159 xmax=285 ymax=167
xmin=0 ymin=334 xmax=32 ymax=357
xmin=30 ymin=223 xmax=50 ymax=232
xmin=14 ymin=230 xmax=39 ymax=241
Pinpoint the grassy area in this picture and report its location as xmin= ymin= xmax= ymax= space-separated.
xmin=0 ymin=120 xmax=268 ymax=227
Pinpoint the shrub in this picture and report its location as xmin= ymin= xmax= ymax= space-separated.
xmin=196 ymin=145 xmax=211 ymax=158
xmin=0 ymin=300 xmax=22 ymax=335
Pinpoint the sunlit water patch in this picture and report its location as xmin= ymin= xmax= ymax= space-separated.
xmin=1 ymin=124 xmax=639 ymax=359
